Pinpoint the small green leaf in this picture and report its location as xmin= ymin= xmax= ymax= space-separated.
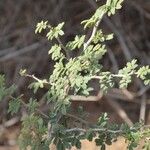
xmin=8 ymin=97 xmax=21 ymax=115
xmin=48 ymin=44 xmax=64 ymax=61
xmin=46 ymin=22 xmax=65 ymax=40
xmin=75 ymin=139 xmax=81 ymax=149
xmin=86 ymin=130 xmax=94 ymax=141
xmin=19 ymin=69 xmax=27 ymax=76
xmin=98 ymin=113 xmax=109 ymax=127
xmin=27 ymin=98 xmax=38 ymax=113
xmin=35 ymin=21 xmax=48 ymax=34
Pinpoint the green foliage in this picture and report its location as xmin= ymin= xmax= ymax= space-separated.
xmin=48 ymin=44 xmax=64 ymax=61
xmin=20 ymin=69 xmax=27 ymax=76
xmin=118 ymin=59 xmax=138 ymax=88
xmin=18 ymin=114 xmax=49 ymax=150
xmin=66 ymin=35 xmax=85 ymax=50
xmin=99 ymin=72 xmax=114 ymax=92
xmin=46 ymin=22 xmax=64 ymax=40
xmin=8 ymin=97 xmax=21 ymax=115
xmin=93 ymin=30 xmax=113 ymax=44
xmin=106 ymin=0 xmax=124 ymax=16
xmin=27 ymin=98 xmax=39 ymax=114
xmin=0 ymin=75 xmax=16 ymax=102
xmin=35 ymin=21 xmax=48 ymax=34
xmin=97 ymin=113 xmax=109 ymax=127
xmin=28 ymin=79 xmax=48 ymax=94
xmin=1 ymin=0 xmax=150 ymax=150
xmin=143 ymin=136 xmax=150 ymax=150
xmin=137 ymin=66 xmax=150 ymax=85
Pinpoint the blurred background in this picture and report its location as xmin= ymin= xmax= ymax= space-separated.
xmin=0 ymin=0 xmax=150 ymax=149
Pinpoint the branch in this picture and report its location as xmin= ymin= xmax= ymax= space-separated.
xmin=18 ymin=96 xmax=49 ymax=119
xmin=66 ymin=113 xmax=91 ymax=125
xmin=25 ymin=74 xmax=50 ymax=85
xmin=91 ymin=71 xmax=135 ymax=80
xmin=91 ymin=74 xmax=126 ymax=80
xmin=83 ymin=19 xmax=101 ymax=50
xmin=65 ymin=127 xmax=123 ymax=134
xmin=56 ymin=37 xmax=70 ymax=59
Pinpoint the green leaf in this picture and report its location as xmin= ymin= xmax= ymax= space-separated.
xmin=8 ymin=97 xmax=21 ymax=115
xmin=0 ymin=75 xmax=5 ymax=88
xmin=0 ymin=87 xmax=7 ymax=102
xmin=118 ymin=59 xmax=138 ymax=88
xmin=128 ymin=142 xmax=138 ymax=150
xmin=28 ymin=79 xmax=47 ymax=93
xmin=19 ymin=69 xmax=27 ymax=76
xmin=6 ymin=84 xmax=16 ymax=95
xmin=0 ymin=75 xmax=16 ymax=102
xmin=48 ymin=44 xmax=64 ymax=61
xmin=75 ymin=139 xmax=81 ymax=149
xmin=119 ymin=74 xmax=132 ymax=88
xmin=57 ymin=140 xmax=65 ymax=150
xmin=99 ymin=72 xmax=114 ymax=92
xmin=98 ymin=113 xmax=109 ymax=127
xmin=66 ymin=35 xmax=85 ymax=51
xmin=46 ymin=22 xmax=65 ymax=40
xmin=35 ymin=21 xmax=48 ymax=34
xmin=106 ymin=33 xmax=114 ymax=40
xmin=27 ymin=98 xmax=38 ymax=113
xmin=136 ymin=66 xmax=150 ymax=85
xmin=106 ymin=0 xmax=124 ymax=16
xmin=81 ymin=5 xmax=106 ymax=29
xmin=81 ymin=18 xmax=96 ymax=29
xmin=86 ymin=130 xmax=94 ymax=141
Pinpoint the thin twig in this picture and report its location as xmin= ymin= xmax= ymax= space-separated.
xmin=66 ymin=113 xmax=91 ymax=125
xmin=56 ymin=37 xmax=70 ymax=59
xmin=83 ymin=19 xmax=100 ymax=50
xmin=25 ymin=74 xmax=48 ymax=84
xmin=70 ymin=95 xmax=100 ymax=102
xmin=91 ymin=74 xmax=127 ymax=80
xmin=15 ymin=96 xmax=49 ymax=119
xmin=65 ymin=127 xmax=123 ymax=134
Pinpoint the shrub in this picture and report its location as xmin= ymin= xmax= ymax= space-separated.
xmin=1 ymin=0 xmax=150 ymax=149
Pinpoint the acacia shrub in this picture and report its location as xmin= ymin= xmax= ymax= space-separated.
xmin=2 ymin=0 xmax=150 ymax=150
